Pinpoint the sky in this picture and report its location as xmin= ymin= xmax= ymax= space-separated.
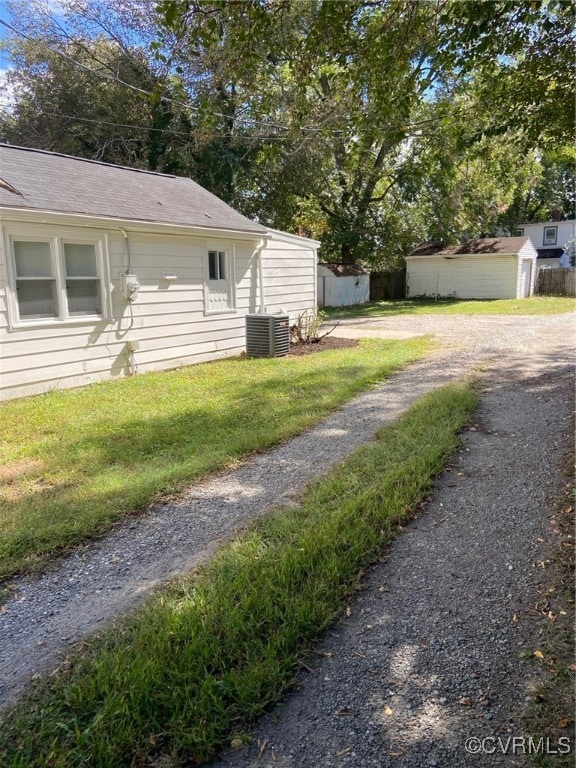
xmin=0 ymin=1 xmax=13 ymax=70
xmin=0 ymin=1 xmax=13 ymax=108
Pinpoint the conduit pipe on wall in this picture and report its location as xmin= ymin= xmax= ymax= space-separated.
xmin=118 ymin=227 xmax=132 ymax=272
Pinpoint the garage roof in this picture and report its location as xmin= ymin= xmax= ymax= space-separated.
xmin=408 ymin=237 xmax=529 ymax=257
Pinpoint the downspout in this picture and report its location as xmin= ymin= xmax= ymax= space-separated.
xmin=255 ymin=237 xmax=268 ymax=313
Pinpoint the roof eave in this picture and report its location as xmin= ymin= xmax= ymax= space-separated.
xmin=0 ymin=206 xmax=266 ymax=240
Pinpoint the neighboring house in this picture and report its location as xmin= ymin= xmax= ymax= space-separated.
xmin=510 ymin=219 xmax=576 ymax=269
xmin=0 ymin=145 xmax=318 ymax=402
xmin=317 ymin=263 xmax=370 ymax=307
xmin=406 ymin=237 xmax=537 ymax=300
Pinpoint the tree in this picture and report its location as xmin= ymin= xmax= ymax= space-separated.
xmin=159 ymin=0 xmax=454 ymax=262
xmin=436 ymin=0 xmax=575 ymax=148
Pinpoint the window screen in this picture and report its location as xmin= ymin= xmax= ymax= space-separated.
xmin=14 ymin=241 xmax=52 ymax=277
xmin=16 ymin=280 xmax=57 ymax=319
xmin=64 ymin=243 xmax=100 ymax=315
xmin=13 ymin=241 xmax=56 ymax=318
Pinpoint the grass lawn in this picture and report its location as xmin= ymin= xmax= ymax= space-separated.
xmin=0 ymin=337 xmax=431 ymax=581
xmin=0 ymin=381 xmax=478 ymax=768
xmin=523 ymin=480 xmax=575 ymax=768
xmin=324 ymin=296 xmax=576 ymax=319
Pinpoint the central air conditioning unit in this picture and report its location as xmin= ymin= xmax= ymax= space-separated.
xmin=245 ymin=313 xmax=290 ymax=357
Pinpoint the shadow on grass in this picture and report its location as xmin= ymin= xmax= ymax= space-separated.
xmin=324 ymin=296 xmax=576 ymax=319
xmin=0 ymin=341 xmax=424 ymax=578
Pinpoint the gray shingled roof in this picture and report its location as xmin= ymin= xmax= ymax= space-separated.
xmin=408 ymin=237 xmax=530 ymax=257
xmin=319 ymin=262 xmax=369 ymax=276
xmin=0 ymin=144 xmax=266 ymax=235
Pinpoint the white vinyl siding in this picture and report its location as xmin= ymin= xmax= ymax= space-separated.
xmin=407 ymin=255 xmax=518 ymax=299
xmin=0 ymin=223 xmax=317 ymax=402
xmin=407 ymin=243 xmax=538 ymax=300
xmin=260 ymin=236 xmax=317 ymax=316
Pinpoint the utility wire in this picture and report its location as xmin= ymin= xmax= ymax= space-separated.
xmin=0 ymin=17 xmax=479 ymax=141
xmin=32 ymin=109 xmax=294 ymax=140
xmin=0 ymin=17 xmax=299 ymax=133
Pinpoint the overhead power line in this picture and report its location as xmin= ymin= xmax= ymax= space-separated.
xmin=0 ymin=17 xmax=300 ymax=134
xmin=32 ymin=109 xmax=293 ymax=141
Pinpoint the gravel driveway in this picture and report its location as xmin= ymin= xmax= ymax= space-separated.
xmin=0 ymin=311 xmax=574 ymax=756
xmin=211 ymin=337 xmax=574 ymax=768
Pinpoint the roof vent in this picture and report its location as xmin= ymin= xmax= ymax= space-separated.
xmin=245 ymin=313 xmax=290 ymax=357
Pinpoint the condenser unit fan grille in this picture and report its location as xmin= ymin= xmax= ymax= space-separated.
xmin=245 ymin=314 xmax=290 ymax=357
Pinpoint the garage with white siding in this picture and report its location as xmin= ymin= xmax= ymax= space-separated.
xmin=406 ymin=237 xmax=538 ymax=300
xmin=0 ymin=145 xmax=318 ymax=402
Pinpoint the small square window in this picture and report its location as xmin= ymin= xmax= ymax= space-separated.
xmin=514 ymin=228 xmax=524 ymax=237
xmin=543 ymin=226 xmax=557 ymax=246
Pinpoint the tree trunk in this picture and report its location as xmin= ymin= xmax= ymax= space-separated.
xmin=341 ymin=241 xmax=355 ymax=264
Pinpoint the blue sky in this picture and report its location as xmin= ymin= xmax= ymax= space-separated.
xmin=0 ymin=0 xmax=16 ymax=68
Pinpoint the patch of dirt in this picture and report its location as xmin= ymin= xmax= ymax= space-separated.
xmin=288 ymin=336 xmax=358 ymax=356
xmin=0 ymin=458 xmax=43 ymax=484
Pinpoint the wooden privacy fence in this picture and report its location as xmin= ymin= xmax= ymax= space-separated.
xmin=370 ymin=268 xmax=406 ymax=300
xmin=536 ymin=268 xmax=576 ymax=297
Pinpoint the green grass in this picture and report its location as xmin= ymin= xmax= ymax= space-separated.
xmin=324 ymin=296 xmax=576 ymax=319
xmin=523 ymin=482 xmax=575 ymax=767
xmin=0 ymin=381 xmax=478 ymax=768
xmin=0 ymin=338 xmax=431 ymax=581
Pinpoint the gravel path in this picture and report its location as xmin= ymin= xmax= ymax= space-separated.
xmin=0 ymin=313 xmax=574 ymax=721
xmin=211 ymin=331 xmax=574 ymax=768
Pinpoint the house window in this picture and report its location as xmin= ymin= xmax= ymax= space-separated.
xmin=204 ymin=246 xmax=235 ymax=313
xmin=543 ymin=226 xmax=557 ymax=246
xmin=14 ymin=241 xmax=57 ymax=319
xmin=514 ymin=228 xmax=524 ymax=237
xmin=64 ymin=243 xmax=101 ymax=315
xmin=208 ymin=250 xmax=227 ymax=281
xmin=7 ymin=232 xmax=108 ymax=326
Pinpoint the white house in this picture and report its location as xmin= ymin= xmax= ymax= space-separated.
xmin=511 ymin=219 xmax=576 ymax=269
xmin=406 ymin=237 xmax=537 ymax=300
xmin=317 ymin=263 xmax=370 ymax=307
xmin=0 ymin=145 xmax=318 ymax=402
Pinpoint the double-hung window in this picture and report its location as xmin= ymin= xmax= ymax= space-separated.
xmin=13 ymin=240 xmax=58 ymax=319
xmin=63 ymin=243 xmax=101 ymax=316
xmin=543 ymin=226 xmax=557 ymax=246
xmin=5 ymin=228 xmax=109 ymax=327
xmin=205 ymin=245 xmax=235 ymax=313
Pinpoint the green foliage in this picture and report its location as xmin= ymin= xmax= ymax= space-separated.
xmin=0 ymin=381 xmax=477 ymax=767
xmin=0 ymin=338 xmax=430 ymax=580
xmin=437 ymin=0 xmax=575 ymax=148
xmin=1 ymin=0 xmax=572 ymax=263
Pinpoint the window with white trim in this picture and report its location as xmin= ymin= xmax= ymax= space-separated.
xmin=208 ymin=250 xmax=227 ymax=281
xmin=6 ymin=231 xmax=109 ymax=326
xmin=543 ymin=226 xmax=557 ymax=246
xmin=205 ymin=246 xmax=235 ymax=313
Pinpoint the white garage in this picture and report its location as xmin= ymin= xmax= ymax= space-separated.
xmin=406 ymin=237 xmax=537 ymax=300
